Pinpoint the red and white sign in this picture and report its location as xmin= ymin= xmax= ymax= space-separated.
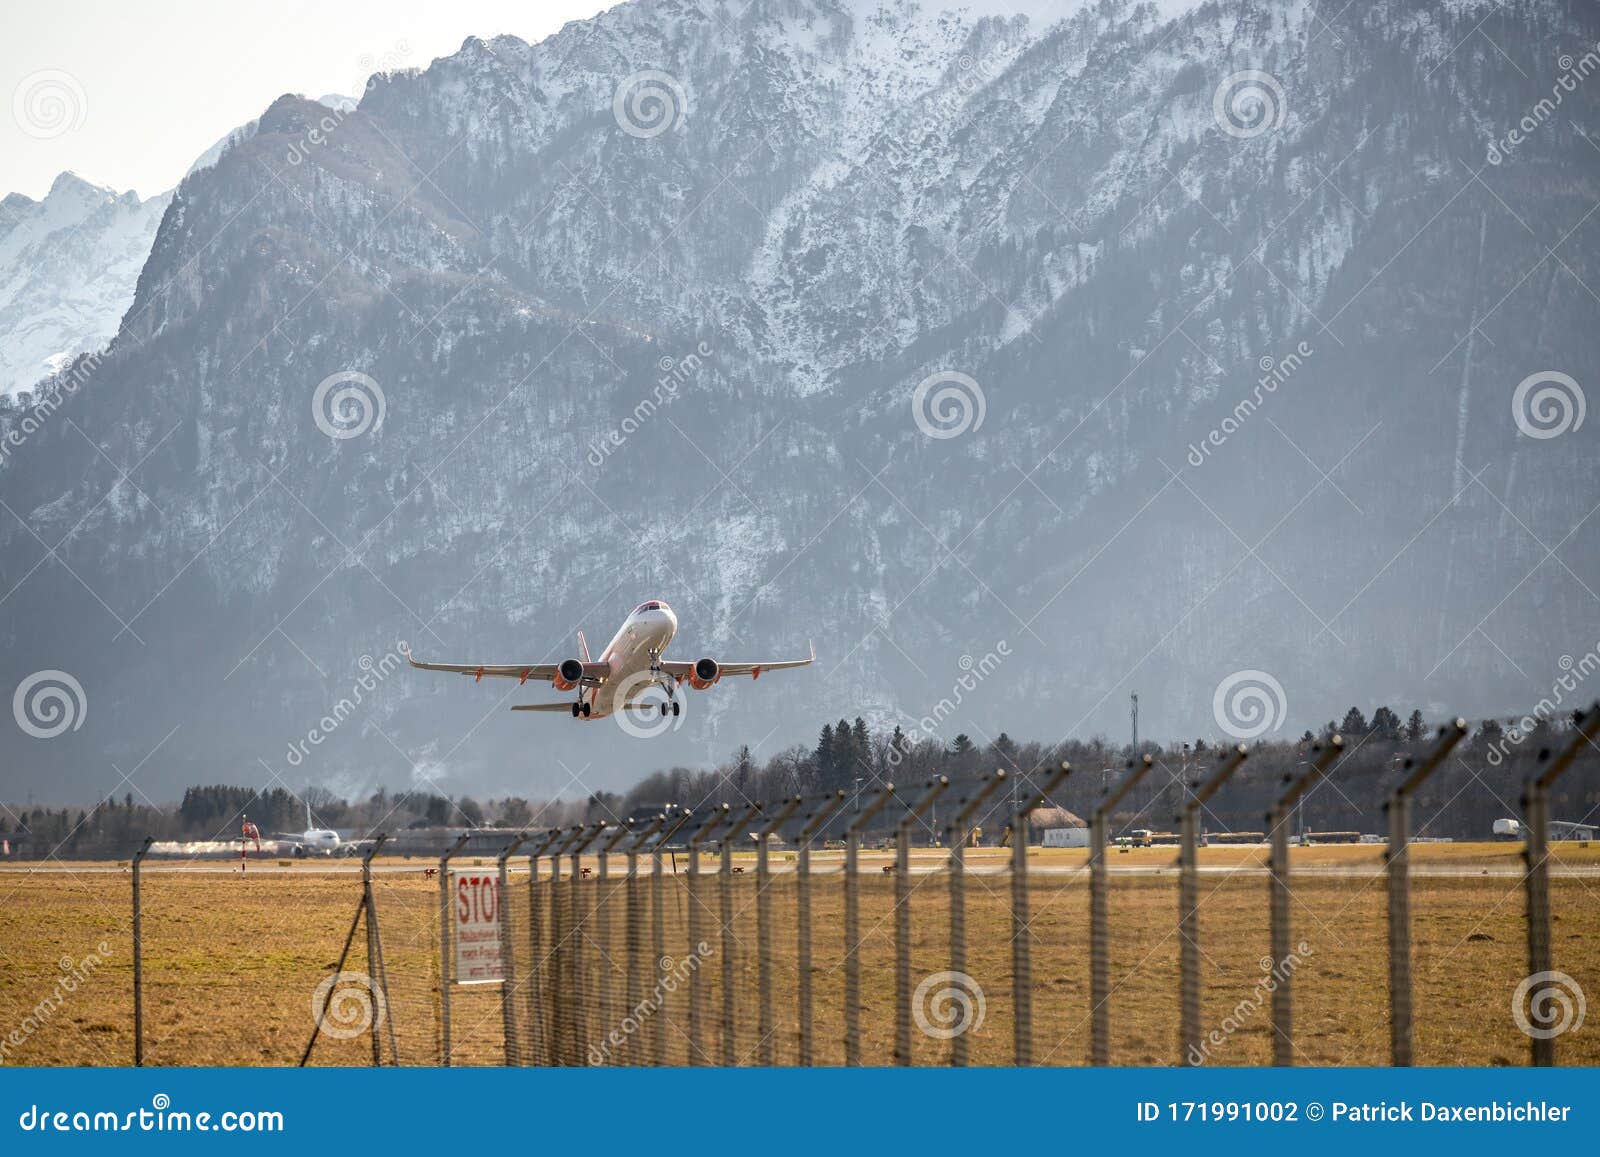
xmin=452 ymin=870 xmax=503 ymax=984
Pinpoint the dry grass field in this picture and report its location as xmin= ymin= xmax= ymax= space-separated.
xmin=1 ymin=842 xmax=1596 ymax=1067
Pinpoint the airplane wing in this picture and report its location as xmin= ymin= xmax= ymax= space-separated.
xmin=661 ymin=640 xmax=815 ymax=681
xmin=510 ymin=703 xmax=580 ymax=712
xmin=409 ymin=657 xmax=608 ymax=685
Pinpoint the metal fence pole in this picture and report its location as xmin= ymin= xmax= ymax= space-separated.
xmin=652 ymin=811 xmax=694 ymax=1066
xmin=755 ymin=796 xmax=802 ymax=1064
xmin=1010 ymin=762 xmax=1071 ymax=1066
xmin=496 ymin=831 xmax=528 ymax=1066
xmin=1266 ymin=737 xmax=1344 ymax=1066
xmin=946 ymin=772 xmax=1006 ymax=1067
xmin=895 ymin=776 xmax=949 ymax=1065
xmin=437 ymin=833 xmax=471 ymax=1067
xmin=686 ymin=805 xmax=730 ymax=1065
xmin=624 ymin=816 xmax=665 ymax=1067
xmin=797 ymin=790 xmax=848 ymax=1066
xmin=1091 ymin=756 xmax=1151 ymax=1066
xmin=361 ymin=834 xmax=388 ymax=1066
xmin=1378 ymin=719 xmax=1467 ymax=1065
xmin=525 ymin=828 xmax=563 ymax=1066
xmin=1179 ymin=745 xmax=1247 ymax=1064
xmin=131 ymin=836 xmax=153 ymax=1067
xmin=595 ymin=820 xmax=635 ymax=1062
xmin=547 ymin=825 xmax=582 ymax=1065
xmin=1523 ymin=704 xmax=1600 ymax=1066
xmin=567 ymin=821 xmax=608 ymax=1064
xmin=845 ymin=785 xmax=897 ymax=1066
xmin=719 ymin=803 xmax=762 ymax=1065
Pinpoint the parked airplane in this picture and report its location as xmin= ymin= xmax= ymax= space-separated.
xmin=408 ymin=600 xmax=813 ymax=719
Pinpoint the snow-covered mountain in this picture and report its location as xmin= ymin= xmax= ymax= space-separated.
xmin=2 ymin=0 xmax=1597 ymax=804
xmin=0 ymin=174 xmax=170 ymax=398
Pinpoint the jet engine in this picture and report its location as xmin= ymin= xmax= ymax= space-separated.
xmin=553 ymin=658 xmax=585 ymax=692
xmin=689 ymin=657 xmax=720 ymax=690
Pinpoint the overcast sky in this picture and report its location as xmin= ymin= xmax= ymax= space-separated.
xmin=1 ymin=0 xmax=614 ymax=200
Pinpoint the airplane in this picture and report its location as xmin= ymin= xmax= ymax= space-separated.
xmin=273 ymin=798 xmax=342 ymax=857
xmin=408 ymin=599 xmax=814 ymax=719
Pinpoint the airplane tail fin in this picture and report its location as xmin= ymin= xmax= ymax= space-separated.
xmin=577 ymin=630 xmax=591 ymax=662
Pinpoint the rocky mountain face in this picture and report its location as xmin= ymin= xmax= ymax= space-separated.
xmin=0 ymin=174 xmax=170 ymax=398
xmin=3 ymin=0 xmax=1598 ymax=805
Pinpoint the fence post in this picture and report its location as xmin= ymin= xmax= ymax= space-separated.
xmin=895 ymin=776 xmax=950 ymax=1065
xmin=624 ymin=815 xmax=666 ymax=1067
xmin=437 ymin=833 xmax=471 ymax=1067
xmin=755 ymin=796 xmax=803 ymax=1064
xmin=1091 ymin=756 xmax=1152 ymax=1066
xmin=652 ymin=810 xmax=694 ymax=1066
xmin=1383 ymin=719 xmax=1466 ymax=1066
xmin=1179 ymin=744 xmax=1247 ymax=1065
xmin=1010 ymin=762 xmax=1071 ymax=1066
xmin=845 ymin=785 xmax=897 ymax=1066
xmin=1266 ymin=737 xmax=1344 ymax=1066
xmin=496 ymin=831 xmax=528 ymax=1066
xmin=946 ymin=771 xmax=1006 ymax=1067
xmin=595 ymin=820 xmax=635 ymax=1062
xmin=526 ymin=828 xmax=563 ymax=1066
xmin=131 ymin=835 xmax=153 ymax=1067
xmin=797 ymin=790 xmax=848 ymax=1066
xmin=1523 ymin=704 xmax=1600 ymax=1066
xmin=361 ymin=834 xmax=391 ymax=1065
xmin=567 ymin=821 xmax=608 ymax=1064
xmin=686 ymin=805 xmax=730 ymax=1065
xmin=547 ymin=825 xmax=582 ymax=1065
xmin=719 ymin=802 xmax=762 ymax=1065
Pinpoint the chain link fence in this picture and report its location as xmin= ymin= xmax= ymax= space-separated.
xmin=7 ymin=717 xmax=1594 ymax=1067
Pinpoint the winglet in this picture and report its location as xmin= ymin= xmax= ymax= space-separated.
xmin=808 ymin=638 xmax=815 ymax=662
xmin=577 ymin=630 xmax=591 ymax=662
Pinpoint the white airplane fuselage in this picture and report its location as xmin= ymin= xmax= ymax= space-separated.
xmin=579 ymin=603 xmax=678 ymax=718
